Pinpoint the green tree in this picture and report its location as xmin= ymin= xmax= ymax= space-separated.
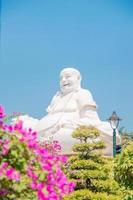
xmin=63 ymin=126 xmax=122 ymax=200
xmin=119 ymin=127 xmax=133 ymax=149
xmin=114 ymin=141 xmax=133 ymax=200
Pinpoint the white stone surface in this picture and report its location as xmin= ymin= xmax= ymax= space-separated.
xmin=17 ymin=68 xmax=120 ymax=155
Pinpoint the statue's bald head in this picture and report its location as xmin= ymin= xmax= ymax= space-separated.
xmin=60 ymin=68 xmax=81 ymax=81
xmin=60 ymin=67 xmax=81 ymax=94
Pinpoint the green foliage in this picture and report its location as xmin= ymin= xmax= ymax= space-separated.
xmin=1 ymin=133 xmax=34 ymax=171
xmin=72 ymin=126 xmax=100 ymax=142
xmin=72 ymin=126 xmax=105 ymax=159
xmin=91 ymin=179 xmax=120 ymax=194
xmin=119 ymin=127 xmax=133 ymax=148
xmin=114 ymin=141 xmax=133 ymax=189
xmin=64 ymin=126 xmax=122 ymax=199
xmin=70 ymin=159 xmax=101 ymax=170
xmin=122 ymin=189 xmax=133 ymax=200
xmin=63 ymin=189 xmax=122 ymax=200
xmin=114 ymin=141 xmax=133 ymax=200
xmin=73 ymin=141 xmax=105 ymax=153
xmin=70 ymin=169 xmax=107 ymax=180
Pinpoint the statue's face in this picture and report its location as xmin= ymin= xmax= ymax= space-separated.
xmin=60 ymin=72 xmax=79 ymax=94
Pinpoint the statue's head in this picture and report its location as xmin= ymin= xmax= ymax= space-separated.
xmin=60 ymin=67 xmax=81 ymax=94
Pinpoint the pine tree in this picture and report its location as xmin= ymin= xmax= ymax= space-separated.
xmin=63 ymin=125 xmax=122 ymax=200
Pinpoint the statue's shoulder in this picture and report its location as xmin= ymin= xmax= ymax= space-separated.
xmin=76 ymin=88 xmax=93 ymax=98
xmin=75 ymin=88 xmax=95 ymax=108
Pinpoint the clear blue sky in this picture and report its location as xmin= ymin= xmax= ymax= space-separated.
xmin=1 ymin=0 xmax=133 ymax=131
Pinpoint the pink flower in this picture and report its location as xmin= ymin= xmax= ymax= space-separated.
xmin=1 ymin=140 xmax=10 ymax=155
xmin=8 ymin=125 xmax=13 ymax=132
xmin=30 ymin=181 xmax=37 ymax=190
xmin=0 ymin=121 xmax=3 ymax=128
xmin=14 ymin=120 xmax=23 ymax=130
xmin=0 ymin=106 xmax=75 ymax=199
xmin=0 ymin=105 xmax=6 ymax=119
xmin=1 ymin=147 xmax=9 ymax=156
xmin=27 ymin=168 xmax=38 ymax=180
xmin=5 ymin=168 xmax=21 ymax=181
xmin=37 ymin=190 xmax=46 ymax=200
xmin=1 ymin=162 xmax=8 ymax=168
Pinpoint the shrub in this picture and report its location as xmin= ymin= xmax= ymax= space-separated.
xmin=114 ymin=141 xmax=133 ymax=189
xmin=0 ymin=105 xmax=75 ymax=200
xmin=114 ymin=141 xmax=133 ymax=200
xmin=63 ymin=189 xmax=121 ymax=200
xmin=64 ymin=126 xmax=122 ymax=199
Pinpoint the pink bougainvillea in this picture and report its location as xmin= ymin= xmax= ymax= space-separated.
xmin=0 ymin=105 xmax=6 ymax=118
xmin=0 ymin=106 xmax=75 ymax=200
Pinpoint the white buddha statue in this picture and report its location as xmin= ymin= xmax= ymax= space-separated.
xmin=35 ymin=68 xmax=120 ymax=155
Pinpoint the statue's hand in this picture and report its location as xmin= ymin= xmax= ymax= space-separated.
xmin=59 ymin=120 xmax=77 ymax=129
xmin=51 ymin=120 xmax=78 ymax=134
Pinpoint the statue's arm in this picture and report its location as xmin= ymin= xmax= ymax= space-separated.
xmin=77 ymin=89 xmax=97 ymax=109
xmin=72 ymin=89 xmax=100 ymax=127
xmin=71 ymin=105 xmax=100 ymax=128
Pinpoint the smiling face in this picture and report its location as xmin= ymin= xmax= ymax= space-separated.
xmin=60 ymin=70 xmax=80 ymax=94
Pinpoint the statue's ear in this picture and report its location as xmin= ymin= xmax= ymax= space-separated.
xmin=78 ymin=74 xmax=82 ymax=81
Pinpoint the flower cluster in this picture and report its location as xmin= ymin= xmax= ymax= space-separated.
xmin=0 ymin=105 xmax=75 ymax=200
xmin=0 ymin=105 xmax=6 ymax=119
